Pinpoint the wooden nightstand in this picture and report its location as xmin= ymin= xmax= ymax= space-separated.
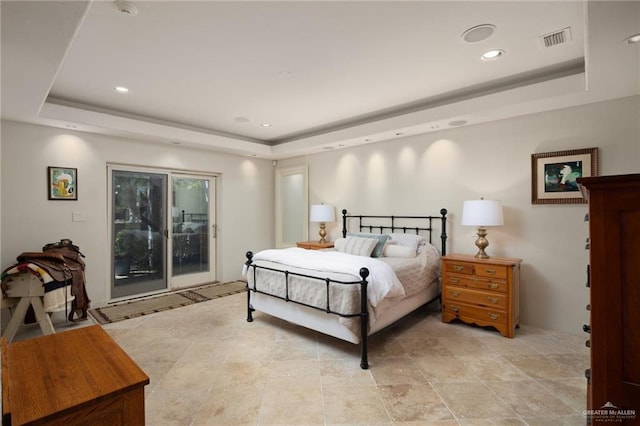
xmin=296 ymin=241 xmax=334 ymax=250
xmin=441 ymin=254 xmax=522 ymax=338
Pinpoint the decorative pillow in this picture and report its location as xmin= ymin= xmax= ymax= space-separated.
xmin=335 ymin=236 xmax=378 ymax=257
xmin=346 ymin=232 xmax=389 ymax=257
xmin=387 ymin=233 xmax=425 ymax=250
xmin=382 ymin=244 xmax=417 ymax=258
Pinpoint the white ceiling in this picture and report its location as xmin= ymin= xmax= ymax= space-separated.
xmin=1 ymin=1 xmax=639 ymax=159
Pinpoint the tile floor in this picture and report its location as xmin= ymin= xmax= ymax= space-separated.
xmin=6 ymin=294 xmax=589 ymax=425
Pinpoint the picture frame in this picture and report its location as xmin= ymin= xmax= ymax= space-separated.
xmin=48 ymin=166 xmax=78 ymax=200
xmin=531 ymin=147 xmax=598 ymax=204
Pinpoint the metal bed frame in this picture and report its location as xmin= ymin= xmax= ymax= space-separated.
xmin=245 ymin=208 xmax=448 ymax=369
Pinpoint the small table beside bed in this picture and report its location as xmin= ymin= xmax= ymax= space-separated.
xmin=244 ymin=208 xmax=448 ymax=369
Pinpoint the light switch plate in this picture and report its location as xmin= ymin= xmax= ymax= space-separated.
xmin=72 ymin=211 xmax=86 ymax=222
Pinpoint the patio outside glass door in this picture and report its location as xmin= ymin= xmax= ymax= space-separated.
xmin=111 ymin=169 xmax=168 ymax=299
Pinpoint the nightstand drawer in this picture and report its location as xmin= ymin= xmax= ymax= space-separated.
xmin=443 ymin=302 xmax=504 ymax=325
xmin=475 ymin=264 xmax=508 ymax=279
xmin=444 ymin=262 xmax=474 ymax=275
xmin=443 ymin=274 xmax=507 ymax=293
xmin=444 ymin=287 xmax=507 ymax=309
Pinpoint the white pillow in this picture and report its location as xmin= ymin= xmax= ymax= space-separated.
xmin=334 ymin=237 xmax=346 ymax=251
xmin=382 ymin=244 xmax=417 ymax=258
xmin=334 ymin=236 xmax=377 ymax=257
xmin=387 ymin=233 xmax=425 ymax=250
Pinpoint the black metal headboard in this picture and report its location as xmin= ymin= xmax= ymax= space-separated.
xmin=341 ymin=209 xmax=448 ymax=256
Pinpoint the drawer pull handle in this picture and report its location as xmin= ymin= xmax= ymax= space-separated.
xmin=488 ymin=297 xmax=499 ymax=304
xmin=488 ymin=313 xmax=499 ymax=320
xmin=450 ymin=278 xmax=460 ymax=284
xmin=454 ymin=265 xmax=464 ymax=272
xmin=488 ymin=283 xmax=499 ymax=290
xmin=451 ymin=290 xmax=460 ymax=297
xmin=451 ymin=305 xmax=460 ymax=313
xmin=485 ymin=269 xmax=497 ymax=275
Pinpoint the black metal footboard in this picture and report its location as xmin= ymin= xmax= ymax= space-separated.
xmin=245 ymin=251 xmax=371 ymax=369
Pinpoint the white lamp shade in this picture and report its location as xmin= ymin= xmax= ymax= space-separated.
xmin=461 ymin=199 xmax=504 ymax=227
xmin=310 ymin=204 xmax=335 ymax=223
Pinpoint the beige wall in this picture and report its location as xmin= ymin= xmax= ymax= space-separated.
xmin=279 ymin=95 xmax=640 ymax=334
xmin=0 ymin=120 xmax=274 ymax=308
xmin=2 ymin=96 xmax=638 ymax=332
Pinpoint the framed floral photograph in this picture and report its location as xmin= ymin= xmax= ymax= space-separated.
xmin=48 ymin=166 xmax=77 ymax=200
xmin=531 ymin=147 xmax=598 ymax=204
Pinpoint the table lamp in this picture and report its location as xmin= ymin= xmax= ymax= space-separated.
xmin=310 ymin=204 xmax=335 ymax=243
xmin=461 ymin=198 xmax=504 ymax=259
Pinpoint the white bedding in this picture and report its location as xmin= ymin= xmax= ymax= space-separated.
xmin=249 ymin=247 xmax=405 ymax=306
xmin=244 ymin=243 xmax=441 ymax=336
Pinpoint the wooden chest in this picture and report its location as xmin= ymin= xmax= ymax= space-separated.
xmin=2 ymin=325 xmax=149 ymax=425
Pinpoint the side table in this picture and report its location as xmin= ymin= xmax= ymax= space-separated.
xmin=296 ymin=241 xmax=334 ymax=250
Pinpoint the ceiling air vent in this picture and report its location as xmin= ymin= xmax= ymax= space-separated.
xmin=540 ymin=27 xmax=572 ymax=48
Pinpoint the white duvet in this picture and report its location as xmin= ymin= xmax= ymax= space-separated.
xmin=248 ymin=247 xmax=405 ymax=306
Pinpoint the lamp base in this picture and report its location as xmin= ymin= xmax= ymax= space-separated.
xmin=318 ymin=223 xmax=327 ymax=243
xmin=474 ymin=227 xmax=490 ymax=259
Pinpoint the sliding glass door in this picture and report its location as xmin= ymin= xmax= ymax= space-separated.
xmin=109 ymin=167 xmax=217 ymax=300
xmin=111 ymin=169 xmax=168 ymax=299
xmin=171 ymin=175 xmax=216 ymax=289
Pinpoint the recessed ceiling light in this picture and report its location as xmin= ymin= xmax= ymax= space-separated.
xmin=260 ymin=123 xmax=272 ymax=128
xmin=481 ymin=49 xmax=504 ymax=60
xmin=623 ymin=33 xmax=640 ymax=44
xmin=462 ymin=24 xmax=496 ymax=43
xmin=114 ymin=86 xmax=129 ymax=93
xmin=449 ymin=120 xmax=468 ymax=127
xmin=234 ymin=116 xmax=250 ymax=123
xmin=114 ymin=1 xmax=138 ymax=16
xmin=172 ymin=141 xmax=181 ymax=145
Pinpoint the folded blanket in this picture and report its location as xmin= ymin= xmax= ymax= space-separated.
xmin=1 ymin=269 xmax=74 ymax=313
xmin=1 ymin=263 xmax=55 ymax=283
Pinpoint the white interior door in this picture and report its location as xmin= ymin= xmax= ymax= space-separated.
xmin=275 ymin=166 xmax=308 ymax=248
xmin=170 ymin=174 xmax=217 ymax=289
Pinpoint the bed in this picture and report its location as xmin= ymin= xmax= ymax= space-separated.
xmin=244 ymin=208 xmax=448 ymax=369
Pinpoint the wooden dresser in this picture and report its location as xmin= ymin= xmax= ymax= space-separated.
xmin=441 ymin=254 xmax=522 ymax=338
xmin=578 ymin=174 xmax=640 ymax=422
xmin=296 ymin=241 xmax=334 ymax=250
xmin=2 ymin=325 xmax=149 ymax=426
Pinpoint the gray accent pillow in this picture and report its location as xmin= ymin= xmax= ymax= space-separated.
xmin=347 ymin=232 xmax=390 ymax=257
xmin=338 ymin=236 xmax=378 ymax=257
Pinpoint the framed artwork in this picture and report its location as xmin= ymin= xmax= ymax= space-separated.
xmin=48 ymin=166 xmax=77 ymax=200
xmin=531 ymin=148 xmax=598 ymax=204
